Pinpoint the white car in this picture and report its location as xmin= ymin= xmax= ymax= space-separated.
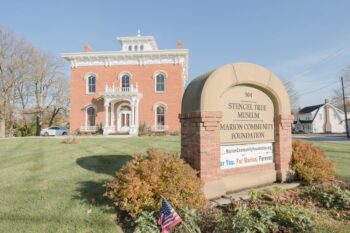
xmin=41 ymin=126 xmax=68 ymax=136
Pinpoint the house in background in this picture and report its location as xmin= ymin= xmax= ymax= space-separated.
xmin=294 ymin=100 xmax=349 ymax=133
xmin=62 ymin=33 xmax=188 ymax=135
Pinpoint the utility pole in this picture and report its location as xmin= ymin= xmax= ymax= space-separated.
xmin=341 ymin=77 xmax=349 ymax=139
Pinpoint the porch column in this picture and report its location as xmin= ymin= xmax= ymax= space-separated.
xmin=105 ymin=102 xmax=109 ymax=127
xmin=85 ymin=109 xmax=87 ymax=129
xmin=130 ymin=102 xmax=135 ymax=127
xmin=135 ymin=100 xmax=139 ymax=128
xmin=111 ymin=102 xmax=115 ymax=129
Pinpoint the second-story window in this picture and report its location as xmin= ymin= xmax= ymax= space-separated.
xmin=156 ymin=73 xmax=165 ymax=92
xmin=88 ymin=75 xmax=96 ymax=93
xmin=121 ymin=74 xmax=130 ymax=91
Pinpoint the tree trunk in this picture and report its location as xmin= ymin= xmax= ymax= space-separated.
xmin=48 ymin=108 xmax=61 ymax=127
xmin=0 ymin=115 xmax=5 ymax=138
xmin=35 ymin=115 xmax=41 ymax=136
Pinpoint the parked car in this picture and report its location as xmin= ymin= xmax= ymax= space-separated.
xmin=41 ymin=126 xmax=68 ymax=136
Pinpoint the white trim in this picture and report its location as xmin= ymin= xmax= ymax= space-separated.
xmin=118 ymin=72 xmax=132 ymax=91
xmin=83 ymin=103 xmax=97 ymax=111
xmin=116 ymin=103 xmax=132 ymax=132
xmin=118 ymin=71 xmax=133 ymax=80
xmin=84 ymin=73 xmax=98 ymax=94
xmin=153 ymin=70 xmax=167 ymax=93
xmin=62 ymin=49 xmax=189 ymax=86
xmin=153 ymin=103 xmax=167 ymax=131
xmin=84 ymin=104 xmax=97 ymax=128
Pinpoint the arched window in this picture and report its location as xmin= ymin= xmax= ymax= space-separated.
xmin=88 ymin=76 xmax=96 ymax=93
xmin=140 ymin=45 xmax=144 ymax=51
xmin=87 ymin=107 xmax=96 ymax=126
xmin=156 ymin=73 xmax=165 ymax=92
xmin=128 ymin=45 xmax=132 ymax=51
xmin=121 ymin=74 xmax=130 ymax=91
xmin=156 ymin=105 xmax=165 ymax=126
xmin=134 ymin=45 xmax=138 ymax=51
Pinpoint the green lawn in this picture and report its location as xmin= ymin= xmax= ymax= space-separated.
xmin=309 ymin=141 xmax=350 ymax=180
xmin=0 ymin=136 xmax=348 ymax=232
xmin=0 ymin=136 xmax=180 ymax=233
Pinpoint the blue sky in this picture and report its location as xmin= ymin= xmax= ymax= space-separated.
xmin=1 ymin=0 xmax=350 ymax=107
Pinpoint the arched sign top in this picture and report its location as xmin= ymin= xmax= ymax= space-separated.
xmin=182 ymin=63 xmax=291 ymax=115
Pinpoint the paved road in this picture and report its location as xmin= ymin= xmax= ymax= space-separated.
xmin=293 ymin=133 xmax=350 ymax=144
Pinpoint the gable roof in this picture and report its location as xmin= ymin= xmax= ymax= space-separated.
xmin=299 ymin=104 xmax=324 ymax=113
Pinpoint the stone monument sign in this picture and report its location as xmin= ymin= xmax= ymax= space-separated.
xmin=180 ymin=63 xmax=293 ymax=199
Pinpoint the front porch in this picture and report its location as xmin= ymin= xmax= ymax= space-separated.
xmin=102 ymin=84 xmax=141 ymax=135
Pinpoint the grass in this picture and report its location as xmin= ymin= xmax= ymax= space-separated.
xmin=0 ymin=136 xmax=348 ymax=232
xmin=305 ymin=141 xmax=350 ymax=180
xmin=0 ymin=136 xmax=180 ymax=233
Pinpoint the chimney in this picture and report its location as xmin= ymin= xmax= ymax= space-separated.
xmin=177 ymin=40 xmax=183 ymax=49
xmin=324 ymin=99 xmax=332 ymax=133
xmin=83 ymin=43 xmax=92 ymax=52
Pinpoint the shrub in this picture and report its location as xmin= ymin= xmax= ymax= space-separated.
xmin=197 ymin=208 xmax=225 ymax=233
xmin=314 ymin=185 xmax=350 ymax=210
xmin=173 ymin=208 xmax=201 ymax=233
xmin=14 ymin=123 xmax=35 ymax=137
xmin=138 ymin=121 xmax=149 ymax=136
xmin=98 ymin=122 xmax=103 ymax=134
xmin=134 ymin=211 xmax=160 ymax=233
xmin=273 ymin=205 xmax=315 ymax=233
xmin=232 ymin=205 xmax=276 ymax=233
xmin=104 ymin=149 xmax=207 ymax=218
xmin=61 ymin=134 xmax=80 ymax=144
xmin=291 ymin=140 xmax=335 ymax=184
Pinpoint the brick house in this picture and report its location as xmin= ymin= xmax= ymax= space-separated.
xmin=62 ymin=33 xmax=188 ymax=135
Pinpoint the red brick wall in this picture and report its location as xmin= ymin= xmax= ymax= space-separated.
xmin=180 ymin=111 xmax=293 ymax=183
xmin=70 ymin=64 xmax=184 ymax=132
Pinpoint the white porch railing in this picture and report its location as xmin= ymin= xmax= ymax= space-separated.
xmin=80 ymin=126 xmax=98 ymax=132
xmin=103 ymin=126 xmax=115 ymax=135
xmin=104 ymin=83 xmax=138 ymax=93
xmin=151 ymin=125 xmax=169 ymax=132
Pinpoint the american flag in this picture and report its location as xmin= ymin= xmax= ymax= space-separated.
xmin=158 ymin=197 xmax=183 ymax=233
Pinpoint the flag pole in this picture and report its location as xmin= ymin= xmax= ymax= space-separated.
xmin=180 ymin=221 xmax=195 ymax=233
xmin=159 ymin=195 xmax=195 ymax=233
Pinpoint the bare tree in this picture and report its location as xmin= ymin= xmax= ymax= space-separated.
xmin=282 ymin=79 xmax=299 ymax=112
xmin=331 ymin=66 xmax=350 ymax=109
xmin=47 ymin=76 xmax=70 ymax=127
xmin=0 ymin=26 xmax=32 ymax=137
xmin=30 ymin=50 xmax=66 ymax=135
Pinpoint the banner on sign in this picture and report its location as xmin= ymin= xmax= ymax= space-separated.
xmin=220 ymin=143 xmax=273 ymax=170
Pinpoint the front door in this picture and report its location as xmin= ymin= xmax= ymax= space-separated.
xmin=120 ymin=111 xmax=131 ymax=131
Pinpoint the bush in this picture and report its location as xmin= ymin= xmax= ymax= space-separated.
xmin=314 ymin=185 xmax=350 ymax=210
xmin=61 ymin=134 xmax=80 ymax=144
xmin=138 ymin=121 xmax=149 ymax=136
xmin=134 ymin=211 xmax=159 ymax=233
xmin=232 ymin=205 xmax=276 ymax=233
xmin=14 ymin=123 xmax=35 ymax=137
xmin=198 ymin=208 xmax=225 ymax=233
xmin=104 ymin=149 xmax=207 ymax=218
xmin=291 ymin=140 xmax=335 ymax=184
xmin=273 ymin=205 xmax=315 ymax=233
xmin=134 ymin=209 xmax=200 ymax=233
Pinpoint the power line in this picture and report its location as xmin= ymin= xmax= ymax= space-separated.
xmin=299 ymin=80 xmax=339 ymax=96
xmin=287 ymin=45 xmax=350 ymax=81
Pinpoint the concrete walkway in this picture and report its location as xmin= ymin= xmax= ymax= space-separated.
xmin=211 ymin=182 xmax=300 ymax=206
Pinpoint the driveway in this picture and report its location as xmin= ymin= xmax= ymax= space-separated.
xmin=293 ymin=133 xmax=350 ymax=144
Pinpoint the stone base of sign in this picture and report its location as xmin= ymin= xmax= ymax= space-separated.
xmin=179 ymin=111 xmax=294 ymax=200
xmin=204 ymin=169 xmax=277 ymax=199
